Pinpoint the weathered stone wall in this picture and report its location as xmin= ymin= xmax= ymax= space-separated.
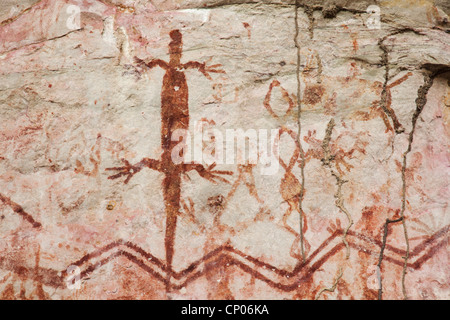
xmin=0 ymin=0 xmax=448 ymax=299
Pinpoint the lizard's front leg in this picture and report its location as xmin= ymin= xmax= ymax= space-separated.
xmin=106 ymin=157 xmax=161 ymax=184
xmin=183 ymin=163 xmax=233 ymax=184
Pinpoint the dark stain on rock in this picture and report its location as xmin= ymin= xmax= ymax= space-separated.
xmin=304 ymin=84 xmax=325 ymax=105
xmin=207 ymin=195 xmax=225 ymax=214
xmin=322 ymin=5 xmax=340 ymax=19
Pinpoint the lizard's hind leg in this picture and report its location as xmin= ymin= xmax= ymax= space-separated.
xmin=106 ymin=157 xmax=161 ymax=183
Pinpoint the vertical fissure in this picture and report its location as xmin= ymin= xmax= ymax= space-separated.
xmin=294 ymin=0 xmax=306 ymax=264
xmin=398 ymin=72 xmax=435 ymax=299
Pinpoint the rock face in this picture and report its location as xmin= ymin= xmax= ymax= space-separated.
xmin=0 ymin=0 xmax=448 ymax=300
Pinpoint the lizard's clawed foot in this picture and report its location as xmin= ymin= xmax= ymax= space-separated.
xmin=106 ymin=158 xmax=141 ymax=184
xmin=204 ymin=63 xmax=225 ymax=75
xmin=200 ymin=62 xmax=226 ymax=80
xmin=197 ymin=163 xmax=233 ymax=184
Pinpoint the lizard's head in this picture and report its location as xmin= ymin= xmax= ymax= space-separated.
xmin=169 ymin=29 xmax=183 ymax=57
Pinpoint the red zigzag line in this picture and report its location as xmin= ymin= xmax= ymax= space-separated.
xmin=65 ymin=225 xmax=449 ymax=291
xmin=0 ymin=226 xmax=446 ymax=291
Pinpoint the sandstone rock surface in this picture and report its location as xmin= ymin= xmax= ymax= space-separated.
xmin=0 ymin=0 xmax=448 ymax=299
